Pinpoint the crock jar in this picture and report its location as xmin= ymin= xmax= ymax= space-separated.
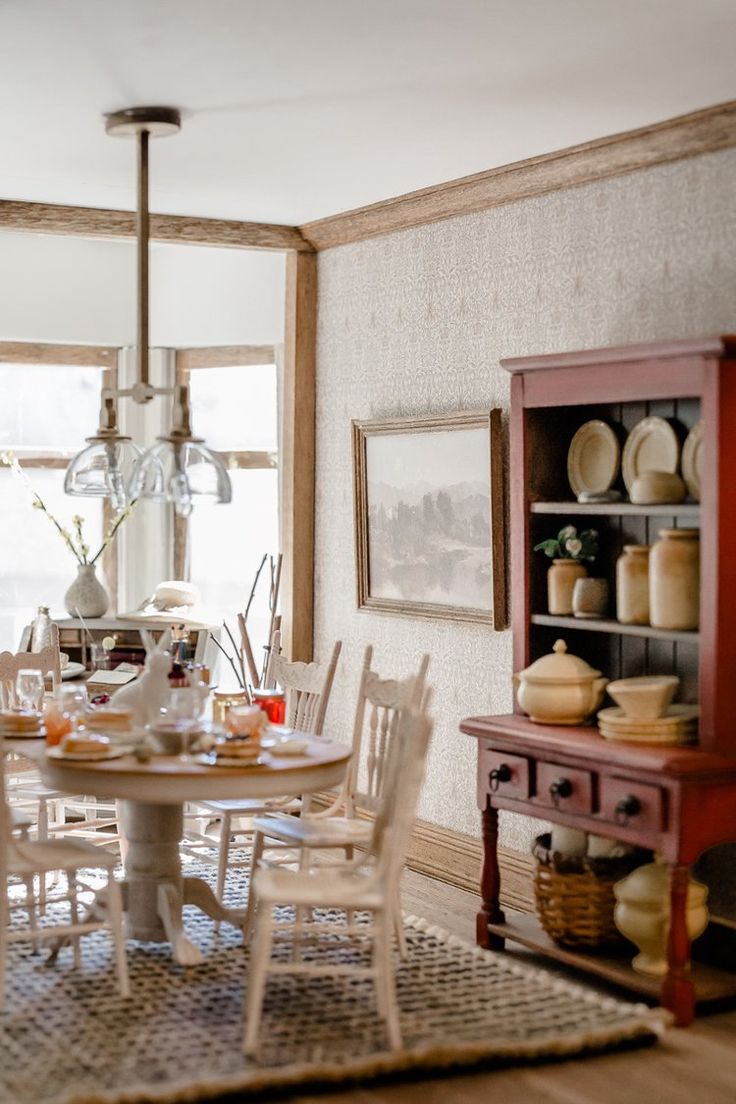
xmin=649 ymin=528 xmax=700 ymax=630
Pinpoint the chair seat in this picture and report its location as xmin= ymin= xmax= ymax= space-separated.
xmin=7 ymin=837 xmax=118 ymax=876
xmin=198 ymin=797 xmax=301 ymax=816
xmin=253 ymin=865 xmax=383 ymax=909
xmin=254 ymin=813 xmax=372 ymax=848
xmin=10 ymin=808 xmax=32 ymax=831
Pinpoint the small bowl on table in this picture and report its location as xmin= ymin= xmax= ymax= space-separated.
xmin=606 ymin=675 xmax=679 ymax=721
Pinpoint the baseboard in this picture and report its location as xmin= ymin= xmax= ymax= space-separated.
xmin=405 ymin=819 xmax=535 ymax=915
xmin=309 ymin=794 xmax=534 ymax=915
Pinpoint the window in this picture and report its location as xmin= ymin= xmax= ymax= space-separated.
xmin=175 ymin=348 xmax=280 ymax=668
xmin=0 ymin=347 xmax=117 ymax=650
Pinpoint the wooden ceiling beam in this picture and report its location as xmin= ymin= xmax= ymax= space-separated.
xmin=0 ymin=199 xmax=313 ymax=253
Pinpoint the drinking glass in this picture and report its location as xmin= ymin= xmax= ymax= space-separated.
xmin=55 ymin=684 xmax=89 ymax=729
xmin=15 ymin=669 xmax=45 ymax=712
xmin=166 ymin=688 xmax=203 ymax=725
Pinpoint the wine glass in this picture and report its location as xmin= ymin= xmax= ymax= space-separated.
xmin=15 ymin=668 xmax=45 ymax=713
xmin=56 ymin=684 xmax=89 ymax=729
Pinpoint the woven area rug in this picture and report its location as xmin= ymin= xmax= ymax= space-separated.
xmin=1 ymin=854 xmax=669 ymax=1104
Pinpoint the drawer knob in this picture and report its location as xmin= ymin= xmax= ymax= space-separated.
xmin=615 ymin=794 xmax=641 ymax=826
xmin=549 ymin=777 xmax=573 ymax=806
xmin=489 ymin=764 xmax=512 ymax=792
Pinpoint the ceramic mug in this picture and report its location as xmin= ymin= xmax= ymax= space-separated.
xmin=572 ymin=577 xmax=609 ymax=619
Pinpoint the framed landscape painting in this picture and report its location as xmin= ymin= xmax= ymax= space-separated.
xmin=352 ymin=410 xmax=506 ymax=626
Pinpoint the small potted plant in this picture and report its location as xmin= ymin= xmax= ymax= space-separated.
xmin=534 ymin=525 xmax=599 ymax=615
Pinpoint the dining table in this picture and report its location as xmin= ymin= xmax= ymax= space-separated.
xmin=6 ymin=735 xmax=351 ymax=965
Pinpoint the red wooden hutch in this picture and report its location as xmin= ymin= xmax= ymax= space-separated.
xmin=461 ymin=336 xmax=736 ymax=1025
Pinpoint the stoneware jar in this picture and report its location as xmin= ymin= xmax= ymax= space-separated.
xmin=572 ymin=577 xmax=609 ymax=619
xmin=547 ymin=559 xmax=587 ymax=615
xmin=649 ymin=528 xmax=700 ymax=630
xmin=63 ymin=563 xmax=109 ymax=618
xmin=616 ymin=545 xmax=650 ymax=625
xmin=513 ymin=639 xmax=608 ymax=725
xmin=613 ymin=860 xmax=709 ymax=977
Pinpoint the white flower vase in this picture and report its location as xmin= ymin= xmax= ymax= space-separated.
xmin=64 ymin=564 xmax=109 ymax=618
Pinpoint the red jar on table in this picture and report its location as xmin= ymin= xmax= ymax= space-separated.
xmin=252 ymin=689 xmax=286 ymax=725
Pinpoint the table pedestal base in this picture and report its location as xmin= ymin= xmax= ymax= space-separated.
xmin=116 ymin=801 xmax=246 ymax=965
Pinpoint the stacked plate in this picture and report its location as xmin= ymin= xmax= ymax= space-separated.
xmin=597 ymin=705 xmax=699 ymax=745
xmin=0 ymin=710 xmax=43 ymax=738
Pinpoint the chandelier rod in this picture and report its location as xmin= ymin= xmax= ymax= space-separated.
xmin=137 ymin=126 xmax=150 ymax=392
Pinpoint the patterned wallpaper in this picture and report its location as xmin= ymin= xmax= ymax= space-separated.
xmin=313 ymin=147 xmax=736 ymax=853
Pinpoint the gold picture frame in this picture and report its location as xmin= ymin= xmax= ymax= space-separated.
xmin=352 ymin=410 xmax=506 ymax=627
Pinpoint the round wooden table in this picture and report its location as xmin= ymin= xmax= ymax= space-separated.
xmin=10 ymin=737 xmax=350 ymax=965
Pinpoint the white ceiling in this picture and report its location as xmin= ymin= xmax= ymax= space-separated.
xmin=1 ymin=0 xmax=735 ymax=226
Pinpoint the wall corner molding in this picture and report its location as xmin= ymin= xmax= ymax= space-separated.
xmin=300 ymin=99 xmax=736 ymax=250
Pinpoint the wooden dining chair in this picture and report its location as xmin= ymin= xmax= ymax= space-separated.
xmin=0 ymin=626 xmax=62 ymax=708
xmin=0 ymin=739 xmax=130 ymax=1005
xmin=243 ymin=697 xmax=433 ymax=1055
xmin=244 ymin=646 xmax=430 ymax=956
xmin=186 ymin=634 xmax=343 ymax=911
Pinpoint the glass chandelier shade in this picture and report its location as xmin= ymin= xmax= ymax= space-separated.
xmin=64 ymin=398 xmax=142 ymax=510
xmin=128 ymin=385 xmax=232 ymax=517
xmin=64 ymin=106 xmax=231 ymax=517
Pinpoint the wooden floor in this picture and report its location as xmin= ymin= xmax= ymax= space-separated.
xmin=254 ymin=869 xmax=736 ymax=1104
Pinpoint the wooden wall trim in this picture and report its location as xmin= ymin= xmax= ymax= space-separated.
xmin=406 ymin=818 xmax=535 ymax=915
xmin=280 ymin=251 xmax=317 ymax=662
xmin=0 ymin=199 xmax=313 ymax=254
xmin=175 ymin=344 xmax=277 ymax=372
xmin=0 ymin=340 xmax=117 ymax=366
xmin=300 ymin=99 xmax=736 ymax=250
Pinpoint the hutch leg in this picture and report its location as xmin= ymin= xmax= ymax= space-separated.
xmin=660 ymin=863 xmax=695 ymax=1027
xmin=477 ymin=799 xmax=505 ymax=950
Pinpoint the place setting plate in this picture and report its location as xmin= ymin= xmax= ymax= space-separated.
xmin=60 ymin=661 xmax=87 ymax=680
xmin=194 ymin=750 xmax=272 ymax=769
xmin=46 ymin=746 xmax=130 ymax=762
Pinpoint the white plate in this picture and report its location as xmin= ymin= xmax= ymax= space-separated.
xmin=194 ymin=752 xmax=271 ymax=768
xmin=621 ymin=417 xmax=680 ymax=494
xmin=597 ymin=704 xmax=699 ymax=730
xmin=46 ymin=746 xmax=128 ymax=762
xmin=567 ymin=420 xmax=620 ymax=499
xmin=598 ymin=725 xmax=695 ymax=746
xmin=269 ymin=738 xmax=310 ymax=757
xmin=61 ymin=662 xmax=86 ymax=680
xmin=681 ymin=420 xmax=703 ymax=502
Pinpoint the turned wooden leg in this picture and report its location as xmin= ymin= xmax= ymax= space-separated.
xmin=477 ymin=799 xmax=505 ymax=950
xmin=661 ymin=863 xmax=695 ymax=1027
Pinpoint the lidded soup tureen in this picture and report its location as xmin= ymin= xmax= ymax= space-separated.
xmin=513 ymin=639 xmax=608 ymax=725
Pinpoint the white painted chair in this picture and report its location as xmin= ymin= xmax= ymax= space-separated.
xmin=187 ymin=634 xmax=343 ymax=910
xmin=244 ymin=647 xmax=430 ymax=954
xmin=0 ymin=740 xmax=130 ymax=1005
xmin=0 ymin=629 xmax=62 ymax=707
xmin=243 ymin=698 xmax=433 ymax=1055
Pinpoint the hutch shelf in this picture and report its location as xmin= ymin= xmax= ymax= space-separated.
xmin=461 ymin=335 xmax=736 ymax=1026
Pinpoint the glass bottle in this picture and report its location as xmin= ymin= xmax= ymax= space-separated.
xmin=30 ymin=605 xmax=53 ymax=652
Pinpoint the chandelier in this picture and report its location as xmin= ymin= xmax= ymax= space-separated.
xmin=64 ymin=106 xmax=232 ymax=517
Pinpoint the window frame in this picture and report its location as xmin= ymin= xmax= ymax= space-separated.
xmin=173 ymin=344 xmax=279 ymax=580
xmin=0 ymin=340 xmax=122 ymax=610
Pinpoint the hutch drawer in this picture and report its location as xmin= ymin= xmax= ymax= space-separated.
xmin=598 ymin=777 xmax=665 ymax=834
xmin=478 ymin=747 xmax=530 ymax=801
xmin=535 ymin=761 xmax=594 ymax=814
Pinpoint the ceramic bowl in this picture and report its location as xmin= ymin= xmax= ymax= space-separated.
xmin=606 ymin=675 xmax=680 ymax=720
xmin=630 ymin=470 xmax=686 ymax=505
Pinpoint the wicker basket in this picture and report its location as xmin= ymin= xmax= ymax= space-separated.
xmin=532 ymin=833 xmax=644 ymax=949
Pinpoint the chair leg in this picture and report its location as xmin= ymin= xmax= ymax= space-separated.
xmin=243 ymin=905 xmax=273 ymax=1056
xmin=214 ymin=813 xmax=232 ymax=933
xmin=68 ymin=874 xmax=82 ymax=969
xmin=292 ymin=847 xmax=311 ymax=961
xmin=393 ymin=885 xmax=407 ymax=959
xmin=37 ymin=798 xmax=49 ymax=915
xmin=106 ymin=875 xmax=130 ymax=999
xmin=22 ymin=875 xmax=39 ymax=945
xmin=375 ymin=910 xmax=402 ymax=1050
xmin=243 ymin=831 xmax=265 ymax=943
